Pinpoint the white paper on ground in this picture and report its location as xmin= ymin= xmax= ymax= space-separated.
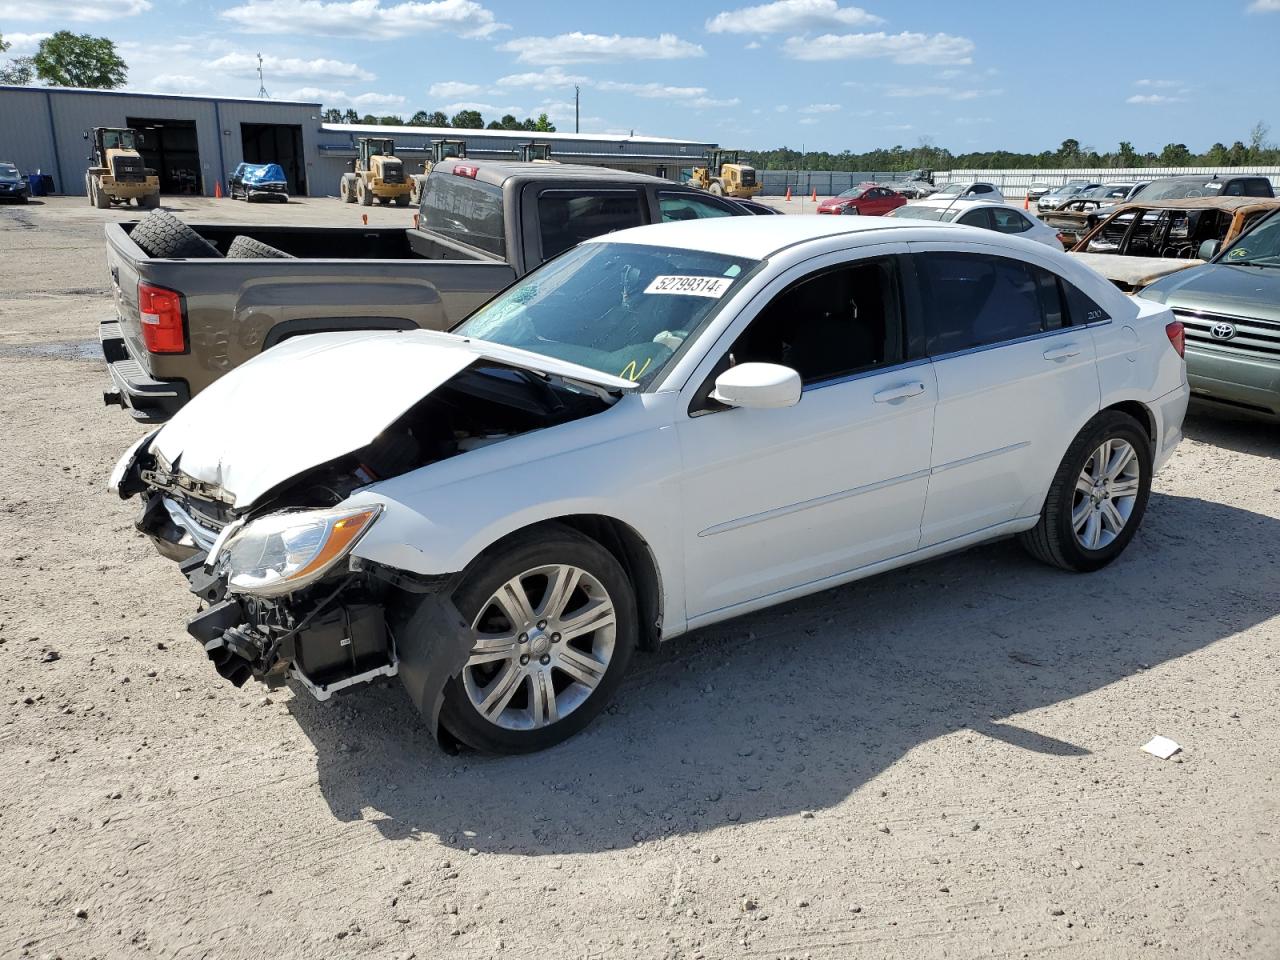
xmin=1141 ymin=735 xmax=1182 ymax=759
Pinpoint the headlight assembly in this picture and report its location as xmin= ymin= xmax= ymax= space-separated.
xmin=221 ymin=505 xmax=382 ymax=597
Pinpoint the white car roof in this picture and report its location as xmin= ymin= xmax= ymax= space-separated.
xmin=588 ymin=212 xmax=1056 ymax=261
xmin=900 ymin=198 xmax=1014 ymax=211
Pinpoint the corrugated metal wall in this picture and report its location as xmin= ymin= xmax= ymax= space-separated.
xmin=0 ymin=87 xmax=321 ymax=196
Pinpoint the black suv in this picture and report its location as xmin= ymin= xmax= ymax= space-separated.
xmin=1134 ymin=175 xmax=1274 ymax=202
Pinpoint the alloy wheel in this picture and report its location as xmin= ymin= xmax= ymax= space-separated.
xmin=1071 ymin=438 xmax=1141 ymax=550
xmin=462 ymin=564 xmax=617 ymax=731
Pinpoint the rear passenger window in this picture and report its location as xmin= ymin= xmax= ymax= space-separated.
xmin=991 ymin=209 xmax=1033 ymax=234
xmin=537 ymin=190 xmax=645 ymax=260
xmin=916 ymin=253 xmax=1075 ymax=354
xmin=1060 ymin=279 xmax=1110 ymax=325
xmin=1244 ymin=178 xmax=1274 ymax=197
xmin=729 ymin=257 xmax=904 ymax=384
xmin=958 ymin=209 xmax=993 ymax=229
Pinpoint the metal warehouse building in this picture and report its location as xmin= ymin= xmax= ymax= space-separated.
xmin=0 ymin=85 xmax=717 ymax=198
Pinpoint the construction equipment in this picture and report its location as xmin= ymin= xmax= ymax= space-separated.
xmin=518 ymin=142 xmax=556 ymax=163
xmin=687 ymin=149 xmax=761 ymax=198
xmin=409 ymin=139 xmax=468 ymax=205
xmin=340 ymin=137 xmax=412 ymax=207
xmin=84 ymin=127 xmax=160 ymax=209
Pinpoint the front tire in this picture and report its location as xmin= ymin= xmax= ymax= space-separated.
xmin=437 ymin=525 xmax=638 ymax=754
xmin=1020 ymin=410 xmax=1153 ymax=572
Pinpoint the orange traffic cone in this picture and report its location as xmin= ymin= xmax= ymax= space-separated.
xmin=1023 ymin=192 xmax=1030 ymax=211
xmin=785 ymin=186 xmax=792 ymax=201
xmin=362 ymin=213 xmax=368 ymax=225
xmin=214 ymin=179 xmax=223 ymax=199
xmin=811 ymin=188 xmax=818 ymax=202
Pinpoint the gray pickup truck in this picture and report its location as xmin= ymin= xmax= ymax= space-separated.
xmin=101 ymin=160 xmax=747 ymax=421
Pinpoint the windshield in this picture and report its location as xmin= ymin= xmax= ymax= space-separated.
xmin=933 ymin=183 xmax=965 ymax=196
xmin=454 ymin=242 xmax=759 ymax=387
xmin=1137 ymin=179 xmax=1223 ymax=201
xmin=1219 ymin=210 xmax=1280 ymax=267
xmin=887 ymin=205 xmax=959 ymax=222
xmin=0 ymin=163 xmax=18 ymax=177
xmin=102 ymin=130 xmax=136 ymax=150
xmin=836 ymin=186 xmax=869 ymax=198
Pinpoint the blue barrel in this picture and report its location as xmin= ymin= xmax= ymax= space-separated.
xmin=26 ymin=174 xmax=46 ymax=197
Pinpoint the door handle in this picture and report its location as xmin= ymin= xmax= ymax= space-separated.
xmin=1043 ymin=344 xmax=1081 ymax=361
xmin=873 ymin=381 xmax=927 ymax=403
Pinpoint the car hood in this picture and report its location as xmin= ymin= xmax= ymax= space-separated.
xmin=1139 ymin=263 xmax=1280 ymax=322
xmin=148 ymin=329 xmax=636 ymax=509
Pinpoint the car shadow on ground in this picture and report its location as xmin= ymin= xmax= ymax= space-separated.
xmin=1183 ymin=406 xmax=1280 ymax=460
xmin=289 ymin=491 xmax=1280 ymax=854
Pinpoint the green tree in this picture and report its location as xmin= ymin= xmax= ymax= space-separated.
xmin=408 ymin=110 xmax=432 ymax=126
xmin=424 ymin=110 xmax=449 ymax=127
xmin=1158 ymin=143 xmax=1192 ymax=166
xmin=450 ymin=109 xmax=483 ymax=129
xmin=33 ymin=31 xmax=126 ymax=88
xmin=1205 ymin=142 xmax=1229 ymax=165
xmin=0 ymin=55 xmax=34 ymax=85
xmin=378 ymin=114 xmax=403 ymax=125
xmin=1116 ymin=141 xmax=1138 ymax=167
xmin=1227 ymin=140 xmax=1248 ymax=165
xmin=533 ymin=112 xmax=556 ymax=133
xmin=1249 ymin=120 xmax=1269 ymax=154
xmin=359 ymin=113 xmax=378 ymax=124
xmin=321 ymin=107 xmax=343 ymax=122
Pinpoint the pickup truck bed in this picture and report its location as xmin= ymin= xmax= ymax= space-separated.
xmin=102 ymin=160 xmax=748 ymax=422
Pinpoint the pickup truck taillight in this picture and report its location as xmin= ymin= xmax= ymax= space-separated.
xmin=1165 ymin=320 xmax=1185 ymax=358
xmin=138 ymin=282 xmax=186 ymax=353
xmin=452 ymin=164 xmax=479 ymax=179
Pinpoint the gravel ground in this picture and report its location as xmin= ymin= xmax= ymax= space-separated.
xmin=1 ymin=197 xmax=1277 ymax=960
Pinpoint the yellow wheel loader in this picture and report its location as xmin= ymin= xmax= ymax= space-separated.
xmin=518 ymin=142 xmax=556 ymax=163
xmin=409 ymin=139 xmax=468 ymax=206
xmin=687 ymin=149 xmax=761 ymax=199
xmin=85 ymin=127 xmax=161 ymax=209
xmin=340 ymin=137 xmax=412 ymax=207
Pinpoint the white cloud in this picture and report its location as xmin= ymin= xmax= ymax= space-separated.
xmin=1 ymin=32 xmax=50 ymax=55
xmin=221 ymin=0 xmax=506 ymax=39
xmin=799 ymin=102 xmax=841 ymax=113
xmin=884 ymin=84 xmax=999 ymax=100
xmin=784 ymin=30 xmax=974 ymax=65
xmin=497 ymin=32 xmax=704 ymax=65
xmin=745 ymin=40 xmax=762 ymax=49
xmin=429 ymin=80 xmax=484 ymax=98
xmin=280 ymin=86 xmax=407 ymax=109
xmin=441 ymin=100 xmax=525 ymax=115
xmin=494 ymin=66 xmax=590 ymax=90
xmin=207 ymin=52 xmax=374 ymax=82
xmin=690 ymin=95 xmax=740 ymax=108
xmin=1248 ymin=0 xmax=1280 ymax=11
xmin=1134 ymin=78 xmax=1178 ymax=88
xmin=1126 ymin=93 xmax=1187 ymax=104
xmin=148 ymin=75 xmax=212 ymax=94
xmin=798 ymin=117 xmax=819 ymax=125
xmin=597 ymin=81 xmax=707 ymax=99
xmin=3 ymin=0 xmax=149 ymax=21
xmin=953 ymin=116 xmax=993 ymax=125
xmin=706 ymin=0 xmax=881 ymax=33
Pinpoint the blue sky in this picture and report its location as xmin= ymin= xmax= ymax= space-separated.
xmin=4 ymin=0 xmax=1278 ymax=152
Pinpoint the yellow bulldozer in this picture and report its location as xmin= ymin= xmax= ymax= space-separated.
xmin=340 ymin=137 xmax=412 ymax=207
xmin=84 ymin=127 xmax=160 ymax=209
xmin=687 ymin=149 xmax=761 ymax=198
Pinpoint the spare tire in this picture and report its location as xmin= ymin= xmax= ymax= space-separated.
xmin=129 ymin=209 xmax=221 ymax=259
xmin=226 ymin=235 xmax=295 ymax=259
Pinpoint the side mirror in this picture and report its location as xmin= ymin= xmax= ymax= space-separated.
xmin=1197 ymin=239 xmax=1220 ymax=261
xmin=711 ymin=363 xmax=801 ymax=409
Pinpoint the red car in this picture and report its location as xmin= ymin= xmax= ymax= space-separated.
xmin=816 ymin=183 xmax=907 ymax=216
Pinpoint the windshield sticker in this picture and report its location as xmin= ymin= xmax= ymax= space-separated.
xmin=1228 ymin=247 xmax=1249 ymax=258
xmin=644 ymin=275 xmax=734 ymax=298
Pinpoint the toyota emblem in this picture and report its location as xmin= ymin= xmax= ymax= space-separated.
xmin=1209 ymin=321 xmax=1237 ymax=341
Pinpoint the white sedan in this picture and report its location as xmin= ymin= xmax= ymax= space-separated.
xmin=111 ymin=216 xmax=1190 ymax=753
xmin=888 ymin=199 xmax=1064 ymax=249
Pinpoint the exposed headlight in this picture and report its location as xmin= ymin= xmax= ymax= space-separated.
xmin=222 ymin=505 xmax=382 ymax=597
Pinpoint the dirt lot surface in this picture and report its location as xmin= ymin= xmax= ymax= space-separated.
xmin=2 ymin=197 xmax=1277 ymax=960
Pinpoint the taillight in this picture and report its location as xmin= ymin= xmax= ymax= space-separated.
xmin=1165 ymin=319 xmax=1185 ymax=358
xmin=138 ymin=282 xmax=186 ymax=353
xmin=452 ymin=164 xmax=478 ymax=179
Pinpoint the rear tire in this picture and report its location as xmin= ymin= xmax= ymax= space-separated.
xmin=340 ymin=176 xmax=356 ymax=203
xmin=394 ymin=194 xmax=409 ymax=207
xmin=128 ymin=209 xmax=222 ymax=259
xmin=709 ymin=182 xmax=723 ymax=196
xmin=436 ymin=524 xmax=638 ymax=754
xmin=226 ymin=235 xmax=295 ymax=259
xmin=1019 ymin=410 xmax=1153 ymax=572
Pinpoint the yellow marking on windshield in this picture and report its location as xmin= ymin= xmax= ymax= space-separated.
xmin=620 ymin=357 xmax=652 ymax=382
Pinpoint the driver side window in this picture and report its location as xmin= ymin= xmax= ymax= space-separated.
xmin=726 ymin=257 xmax=905 ymax=386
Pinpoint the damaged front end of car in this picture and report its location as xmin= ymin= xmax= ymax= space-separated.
xmin=108 ymin=333 xmax=629 ymax=739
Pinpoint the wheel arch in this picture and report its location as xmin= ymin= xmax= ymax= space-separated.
xmin=1102 ymin=399 xmax=1156 ymax=447
xmin=465 ymin=514 xmax=665 ymax=652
